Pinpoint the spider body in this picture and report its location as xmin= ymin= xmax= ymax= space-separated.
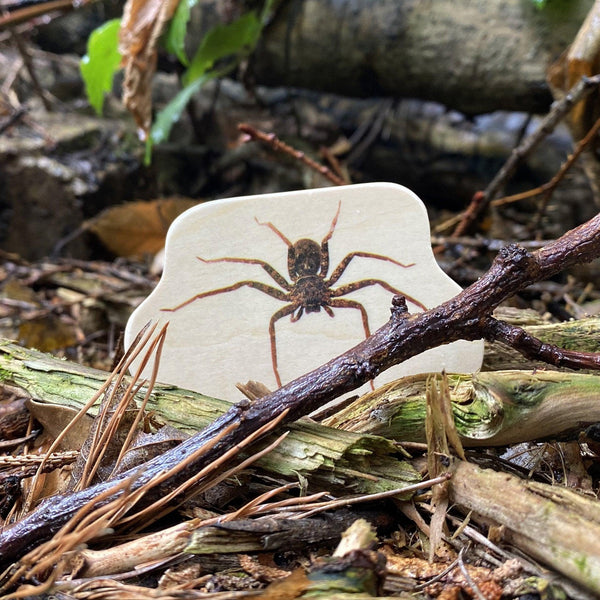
xmin=164 ymin=202 xmax=426 ymax=387
xmin=289 ymin=273 xmax=333 ymax=318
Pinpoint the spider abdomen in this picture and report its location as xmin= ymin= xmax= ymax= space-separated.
xmin=292 ymin=276 xmax=330 ymax=313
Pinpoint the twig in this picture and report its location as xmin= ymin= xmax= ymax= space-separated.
xmin=490 ymin=112 xmax=600 ymax=218
xmin=457 ymin=545 xmax=487 ymax=600
xmin=532 ymin=112 xmax=600 ymax=231
xmin=451 ymin=74 xmax=600 ymax=236
xmin=238 ymin=122 xmax=347 ymax=186
xmin=0 ymin=0 xmax=94 ymax=30
xmin=431 ymin=235 xmax=549 ymax=252
xmin=0 ymin=106 xmax=25 ymax=134
xmin=4 ymin=212 xmax=600 ymax=566
xmin=0 ymin=8 xmax=50 ymax=111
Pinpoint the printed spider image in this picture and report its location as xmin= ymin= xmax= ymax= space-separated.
xmin=163 ymin=202 xmax=426 ymax=387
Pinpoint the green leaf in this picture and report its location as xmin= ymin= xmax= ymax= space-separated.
xmin=183 ymin=11 xmax=261 ymax=85
xmin=144 ymin=71 xmax=220 ymax=164
xmin=165 ymin=0 xmax=198 ymax=66
xmin=80 ymin=19 xmax=122 ymax=115
xmin=146 ymin=7 xmax=267 ymax=164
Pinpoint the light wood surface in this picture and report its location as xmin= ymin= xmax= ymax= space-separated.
xmin=125 ymin=183 xmax=483 ymax=399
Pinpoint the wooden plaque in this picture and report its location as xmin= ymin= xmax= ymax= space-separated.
xmin=125 ymin=183 xmax=484 ymax=399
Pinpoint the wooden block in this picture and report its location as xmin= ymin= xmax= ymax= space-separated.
xmin=125 ymin=183 xmax=483 ymax=399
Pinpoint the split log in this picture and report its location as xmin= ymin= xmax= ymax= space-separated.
xmin=0 ymin=340 xmax=422 ymax=497
xmin=4 ymin=321 xmax=600 ymax=452
xmin=325 ymin=368 xmax=600 ymax=446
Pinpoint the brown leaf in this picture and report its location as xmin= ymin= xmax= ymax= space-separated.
xmin=88 ymin=198 xmax=198 ymax=257
xmin=26 ymin=399 xmax=93 ymax=451
xmin=119 ymin=0 xmax=180 ymax=138
xmin=18 ymin=316 xmax=79 ymax=352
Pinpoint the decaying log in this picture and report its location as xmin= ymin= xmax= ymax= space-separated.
xmin=325 ymin=369 xmax=600 ymax=446
xmin=449 ymin=460 xmax=600 ymax=594
xmin=3 ymin=212 xmax=600 ymax=568
xmin=4 ymin=334 xmax=600 ymax=452
xmin=0 ymin=340 xmax=420 ymax=497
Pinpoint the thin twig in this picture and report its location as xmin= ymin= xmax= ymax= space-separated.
xmin=0 ymin=106 xmax=25 ymax=134
xmin=238 ymin=122 xmax=347 ymax=186
xmin=0 ymin=0 xmax=94 ymax=30
xmin=1 ymin=7 xmax=50 ymax=111
xmin=457 ymin=545 xmax=487 ymax=600
xmin=490 ymin=112 xmax=600 ymax=216
xmin=451 ymin=74 xmax=600 ymax=236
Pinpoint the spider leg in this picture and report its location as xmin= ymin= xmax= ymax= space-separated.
xmin=322 ymin=200 xmax=342 ymax=245
xmin=197 ymin=256 xmax=292 ymax=291
xmin=327 ymin=252 xmax=415 ymax=286
xmin=268 ymin=304 xmax=298 ymax=387
xmin=319 ymin=200 xmax=342 ymax=275
xmin=162 ymin=280 xmax=289 ymax=312
xmin=290 ymin=306 xmax=304 ymax=322
xmin=330 ymin=279 xmax=427 ymax=311
xmin=328 ymin=297 xmax=375 ymax=390
xmin=254 ymin=217 xmax=293 ymax=247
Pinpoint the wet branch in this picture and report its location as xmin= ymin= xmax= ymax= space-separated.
xmin=3 ymin=211 xmax=600 ymax=570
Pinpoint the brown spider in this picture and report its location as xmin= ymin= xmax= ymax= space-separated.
xmin=163 ymin=202 xmax=426 ymax=387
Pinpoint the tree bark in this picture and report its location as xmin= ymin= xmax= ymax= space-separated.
xmin=450 ymin=460 xmax=600 ymax=594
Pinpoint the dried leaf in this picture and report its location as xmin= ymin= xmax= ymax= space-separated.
xmin=119 ymin=0 xmax=180 ymax=138
xmin=26 ymin=399 xmax=93 ymax=451
xmin=18 ymin=316 xmax=79 ymax=352
xmin=2 ymin=278 xmax=41 ymax=306
xmin=88 ymin=198 xmax=197 ymax=257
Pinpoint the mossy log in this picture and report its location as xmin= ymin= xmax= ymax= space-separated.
xmin=191 ymin=0 xmax=592 ymax=115
xmin=450 ymin=460 xmax=600 ymax=594
xmin=0 ymin=339 xmax=420 ymax=497
xmin=324 ymin=369 xmax=600 ymax=446
xmin=3 ymin=314 xmax=600 ymax=454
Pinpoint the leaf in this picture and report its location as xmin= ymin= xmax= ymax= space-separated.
xmin=147 ymin=72 xmax=216 ymax=150
xmin=183 ymin=10 xmax=261 ymax=85
xmin=18 ymin=316 xmax=79 ymax=353
xmin=80 ymin=19 xmax=122 ymax=115
xmin=165 ymin=0 xmax=198 ymax=66
xmin=146 ymin=10 xmax=263 ymax=161
xmin=88 ymin=198 xmax=198 ymax=257
xmin=119 ymin=0 xmax=180 ymax=139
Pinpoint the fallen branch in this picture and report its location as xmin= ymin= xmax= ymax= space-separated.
xmin=449 ymin=460 xmax=600 ymax=594
xmin=326 ymin=369 xmax=600 ymax=447
xmin=3 ymin=213 xmax=600 ymax=569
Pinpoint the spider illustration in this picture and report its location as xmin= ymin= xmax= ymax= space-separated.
xmin=163 ymin=202 xmax=426 ymax=387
